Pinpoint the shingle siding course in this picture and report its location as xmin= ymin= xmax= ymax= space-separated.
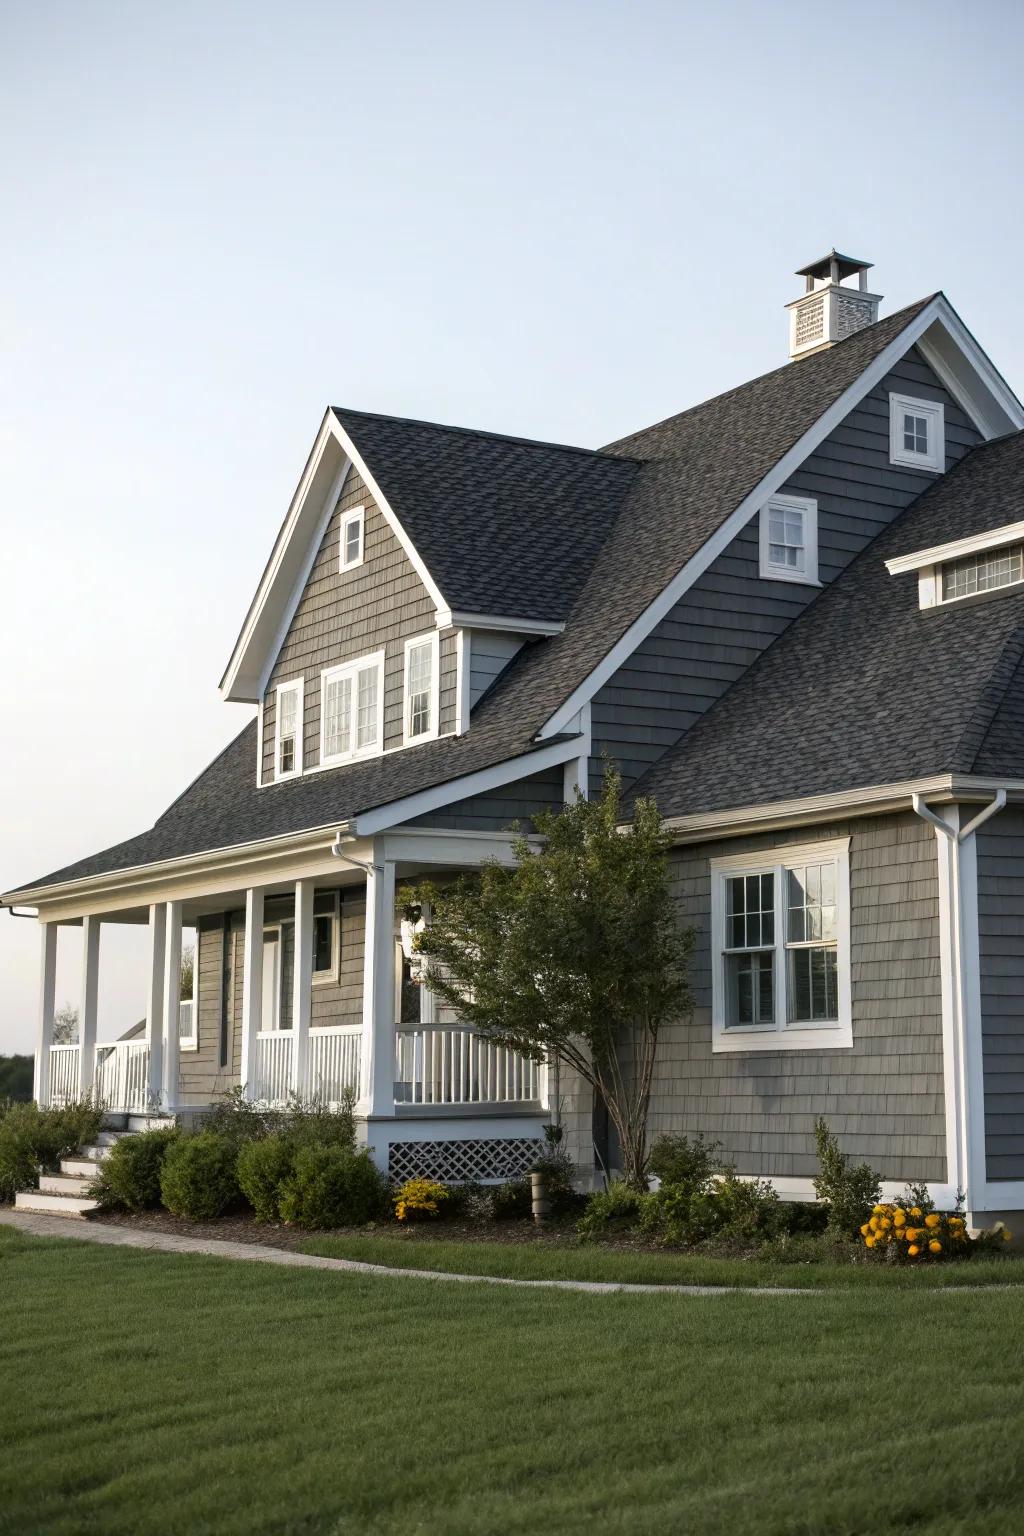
xmin=647 ymin=812 xmax=945 ymax=1182
xmin=977 ymin=807 xmax=1024 ymax=1181
xmin=406 ymin=767 xmax=565 ymax=832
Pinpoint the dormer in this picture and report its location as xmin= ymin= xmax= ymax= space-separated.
xmin=886 ymin=520 xmax=1024 ymax=610
xmin=786 ymin=251 xmax=883 ymax=359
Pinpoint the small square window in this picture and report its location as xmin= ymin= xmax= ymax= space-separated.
xmin=759 ymin=495 xmax=818 ymax=585
xmin=889 ymin=394 xmax=944 ymax=473
xmin=339 ymin=507 xmax=365 ymax=572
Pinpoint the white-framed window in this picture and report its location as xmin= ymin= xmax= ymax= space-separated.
xmin=941 ymin=543 xmax=1024 ymax=604
xmin=312 ymin=891 xmax=340 ymax=984
xmin=710 ymin=838 xmax=852 ymax=1053
xmin=320 ymin=650 xmax=385 ymax=766
xmin=339 ymin=506 xmax=365 ymax=572
xmin=179 ymin=925 xmax=198 ymax=1051
xmin=889 ymin=394 xmax=944 ymax=473
xmin=758 ymin=494 xmax=819 ymax=585
xmin=403 ymin=632 xmax=440 ymax=745
xmin=275 ymin=679 xmax=303 ymax=779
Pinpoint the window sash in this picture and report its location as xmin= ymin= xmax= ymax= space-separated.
xmin=405 ymin=639 xmax=434 ymax=740
xmin=942 ymin=543 xmax=1024 ymax=602
xmin=320 ymin=655 xmax=383 ymax=764
xmin=340 ymin=507 xmax=364 ymax=570
xmin=276 ymin=683 xmax=301 ymax=776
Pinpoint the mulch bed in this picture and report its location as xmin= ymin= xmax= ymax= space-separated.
xmin=93 ymin=1208 xmax=594 ymax=1251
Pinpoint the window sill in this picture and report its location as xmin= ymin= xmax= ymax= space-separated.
xmin=889 ymin=452 xmax=943 ymax=475
xmin=179 ymin=1040 xmax=199 ymax=1054
xmin=712 ymin=1022 xmax=852 ymax=1054
xmin=760 ymin=568 xmax=822 ymax=588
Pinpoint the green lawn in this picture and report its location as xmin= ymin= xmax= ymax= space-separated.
xmin=3 ymin=1225 xmax=1024 ymax=1535
xmin=299 ymin=1228 xmax=1024 ymax=1290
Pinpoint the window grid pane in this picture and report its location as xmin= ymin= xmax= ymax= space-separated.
xmin=785 ymin=861 xmax=838 ymax=1023
xmin=344 ymin=518 xmax=361 ymax=563
xmin=768 ymin=506 xmax=804 ymax=571
xmin=726 ymin=872 xmax=775 ymax=950
xmin=902 ymin=412 xmax=929 ymax=455
xmin=407 ymin=642 xmax=433 ymax=737
xmin=942 ymin=544 xmax=1024 ymax=602
xmin=356 ymin=666 xmax=379 ymax=748
xmin=278 ymin=687 xmax=298 ymax=773
xmin=725 ymin=950 xmax=774 ymax=1027
xmin=324 ymin=675 xmax=352 ymax=759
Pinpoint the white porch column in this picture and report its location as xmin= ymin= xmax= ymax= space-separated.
xmin=78 ymin=914 xmax=100 ymax=1097
xmin=33 ymin=923 xmax=58 ymax=1105
xmin=240 ymin=887 xmax=265 ymax=1097
xmin=145 ymin=904 xmax=167 ymax=1107
xmin=161 ymin=901 xmax=182 ymax=1113
xmin=291 ymin=879 xmax=314 ymax=1097
xmin=360 ymin=849 xmax=396 ymax=1118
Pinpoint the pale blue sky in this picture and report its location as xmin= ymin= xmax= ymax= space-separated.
xmin=2 ymin=0 xmax=1023 ymax=1051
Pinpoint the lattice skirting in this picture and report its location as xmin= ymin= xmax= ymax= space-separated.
xmin=388 ymin=1137 xmax=545 ymax=1184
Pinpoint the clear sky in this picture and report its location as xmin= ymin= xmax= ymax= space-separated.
xmin=2 ymin=0 xmax=1023 ymax=1053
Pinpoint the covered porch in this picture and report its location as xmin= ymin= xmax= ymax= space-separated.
xmin=31 ymin=828 xmax=547 ymax=1133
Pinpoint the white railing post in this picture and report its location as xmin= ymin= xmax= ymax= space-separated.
xmin=361 ymin=849 xmax=396 ymax=1116
xmin=161 ymin=901 xmax=182 ymax=1113
xmin=34 ymin=923 xmax=58 ymax=1105
xmin=240 ymin=888 xmax=264 ymax=1097
xmin=78 ymin=914 xmax=100 ymax=1098
xmin=291 ymin=880 xmax=314 ymax=1097
xmin=145 ymin=904 xmax=167 ymax=1108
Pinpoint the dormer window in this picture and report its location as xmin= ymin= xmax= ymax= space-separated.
xmin=885 ymin=520 xmax=1024 ymax=610
xmin=759 ymin=494 xmax=818 ymax=586
xmin=889 ymin=394 xmax=944 ymax=473
xmin=339 ymin=506 xmax=365 ymax=572
xmin=275 ymin=680 xmax=303 ymax=779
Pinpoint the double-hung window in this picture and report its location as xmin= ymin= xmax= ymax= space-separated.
xmin=759 ymin=494 xmax=818 ymax=585
xmin=339 ymin=506 xmax=365 ymax=571
xmin=889 ymin=394 xmax=944 ymax=473
xmin=275 ymin=680 xmax=303 ymax=779
xmin=312 ymin=891 xmax=339 ymax=982
xmin=320 ymin=651 xmax=385 ymax=765
xmin=403 ymin=632 xmax=439 ymax=745
xmin=711 ymin=838 xmax=851 ymax=1052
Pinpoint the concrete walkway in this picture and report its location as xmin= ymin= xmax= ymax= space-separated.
xmin=0 ymin=1209 xmax=815 ymax=1297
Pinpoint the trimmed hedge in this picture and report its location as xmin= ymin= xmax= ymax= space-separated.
xmin=0 ymin=1100 xmax=105 ymax=1203
xmin=278 ymin=1145 xmax=388 ymax=1229
xmin=92 ymin=1129 xmax=178 ymax=1211
xmin=236 ymin=1135 xmax=296 ymax=1222
xmin=160 ymin=1132 xmax=240 ymax=1219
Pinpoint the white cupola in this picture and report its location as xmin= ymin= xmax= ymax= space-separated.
xmin=786 ymin=251 xmax=882 ymax=360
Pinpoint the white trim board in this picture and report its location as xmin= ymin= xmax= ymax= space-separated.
xmin=537 ymin=297 xmax=1024 ymax=740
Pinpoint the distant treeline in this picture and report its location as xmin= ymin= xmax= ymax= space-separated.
xmin=0 ymin=1056 xmax=33 ymax=1101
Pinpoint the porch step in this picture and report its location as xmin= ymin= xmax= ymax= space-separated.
xmin=127 ymin=1114 xmax=175 ymax=1133
xmin=60 ymin=1156 xmax=106 ymax=1177
xmin=78 ymin=1143 xmax=114 ymax=1163
xmin=39 ymin=1172 xmax=97 ymax=1196
xmin=95 ymin=1129 xmax=130 ymax=1147
xmin=14 ymin=1190 xmax=99 ymax=1217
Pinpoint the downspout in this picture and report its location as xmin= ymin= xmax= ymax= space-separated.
xmin=911 ymin=790 xmax=1006 ymax=1209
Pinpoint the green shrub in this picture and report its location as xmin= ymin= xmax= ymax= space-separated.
xmin=638 ymin=1170 xmax=784 ymax=1247
xmin=491 ymin=1179 xmax=532 ymax=1220
xmin=647 ymin=1132 xmax=721 ymax=1193
xmin=0 ymin=1056 xmax=33 ymax=1102
xmin=203 ymin=1086 xmax=357 ymax=1154
xmin=91 ymin=1129 xmax=178 ymax=1211
xmin=237 ymin=1135 xmax=296 ymax=1222
xmin=576 ymin=1180 xmax=645 ymax=1238
xmin=278 ymin=1145 xmax=387 ymax=1229
xmin=529 ymin=1147 xmax=579 ymax=1211
xmin=813 ymin=1117 xmax=881 ymax=1237
xmin=160 ymin=1132 xmax=240 ymax=1219
xmin=0 ymin=1099 xmax=105 ymax=1203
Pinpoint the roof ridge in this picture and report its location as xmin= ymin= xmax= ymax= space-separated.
xmin=330 ymin=405 xmax=637 ymax=464
xmin=601 ymin=295 xmax=939 ymax=455
xmin=954 ymin=624 xmax=1024 ymax=774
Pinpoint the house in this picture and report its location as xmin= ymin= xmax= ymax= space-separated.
xmin=6 ymin=251 xmax=1024 ymax=1228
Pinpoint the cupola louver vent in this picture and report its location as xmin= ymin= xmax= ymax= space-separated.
xmin=786 ymin=251 xmax=882 ymax=360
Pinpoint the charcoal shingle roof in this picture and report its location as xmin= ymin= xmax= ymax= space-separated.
xmin=627 ymin=429 xmax=1024 ymax=820
xmin=7 ymin=297 xmax=942 ymax=896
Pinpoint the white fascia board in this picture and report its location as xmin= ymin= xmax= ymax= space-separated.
xmin=885 ymin=519 xmax=1024 ymax=576
xmin=220 ymin=411 xmax=450 ymax=704
xmin=435 ymin=610 xmax=565 ymax=637
xmin=538 ymin=297 xmax=1023 ymax=740
xmin=353 ymin=735 xmax=583 ymax=836
xmin=917 ymin=296 xmax=1024 ymax=440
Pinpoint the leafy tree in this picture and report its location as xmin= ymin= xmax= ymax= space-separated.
xmin=0 ymin=1055 xmax=33 ymax=1102
xmin=53 ymin=1003 xmax=78 ymax=1044
xmin=412 ymin=769 xmax=693 ymax=1187
xmin=180 ymin=944 xmax=195 ymax=1003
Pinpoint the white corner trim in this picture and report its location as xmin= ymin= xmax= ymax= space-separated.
xmin=353 ymin=734 xmax=584 ymax=836
xmin=256 ymin=700 xmax=264 ymax=789
xmin=454 ymin=630 xmax=471 ymax=736
xmin=709 ymin=837 xmax=852 ymax=1054
xmin=339 ymin=505 xmax=365 ymax=572
xmin=402 ymin=631 xmax=441 ymax=747
xmin=885 ymin=519 xmax=1024 ymax=576
xmin=758 ymin=493 xmax=820 ymax=586
xmin=888 ymin=392 xmax=945 ymax=473
xmin=435 ymin=610 xmax=565 ymax=637
xmin=274 ymin=679 xmax=304 ymax=780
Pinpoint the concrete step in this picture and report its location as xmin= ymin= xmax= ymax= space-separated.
xmin=14 ymin=1190 xmax=99 ymax=1217
xmin=101 ymin=1113 xmax=128 ymax=1132
xmin=39 ymin=1172 xmax=97 ymax=1195
xmin=127 ymin=1115 xmax=175 ymax=1133
xmin=95 ymin=1130 xmax=129 ymax=1147
xmin=78 ymin=1143 xmax=113 ymax=1162
xmin=60 ymin=1156 xmax=105 ymax=1178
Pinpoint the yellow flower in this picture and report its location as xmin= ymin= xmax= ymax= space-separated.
xmin=925 ymin=1213 xmax=941 ymax=1229
xmin=880 ymin=1217 xmax=892 ymax=1231
xmin=928 ymin=1240 xmax=942 ymax=1254
xmin=865 ymin=1234 xmax=875 ymax=1248
xmin=893 ymin=1210 xmax=906 ymax=1227
xmin=910 ymin=1207 xmax=923 ymax=1219
xmin=872 ymin=1205 xmax=885 ymax=1216
xmin=908 ymin=1244 xmax=920 ymax=1256
xmin=869 ymin=1216 xmax=879 ymax=1232
xmin=860 ymin=1223 xmax=870 ymax=1236
xmin=1004 ymin=1229 xmax=1013 ymax=1242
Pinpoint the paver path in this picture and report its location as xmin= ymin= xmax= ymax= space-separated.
xmin=0 ymin=1208 xmax=815 ymax=1297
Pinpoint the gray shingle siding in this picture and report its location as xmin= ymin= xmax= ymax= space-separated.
xmin=649 ymin=812 xmax=945 ymax=1182
xmin=262 ymin=468 xmax=450 ymax=783
xmin=977 ymin=808 xmax=1024 ymax=1181
xmin=406 ymin=767 xmax=565 ymax=832
xmin=590 ymin=349 xmax=982 ymax=795
xmin=469 ymin=631 xmax=524 ymax=709
xmin=179 ymin=915 xmax=241 ymax=1106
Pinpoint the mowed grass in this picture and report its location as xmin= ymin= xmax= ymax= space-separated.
xmin=299 ymin=1228 xmax=1024 ymax=1290
xmin=3 ymin=1225 xmax=1024 ymax=1536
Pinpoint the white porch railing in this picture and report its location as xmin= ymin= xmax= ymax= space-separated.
xmin=48 ymin=1044 xmax=81 ymax=1106
xmin=252 ymin=1031 xmax=293 ymax=1105
xmin=308 ymin=1026 xmax=361 ymax=1107
xmin=395 ymin=1026 xmax=539 ymax=1106
xmin=94 ymin=1042 xmax=151 ymax=1113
